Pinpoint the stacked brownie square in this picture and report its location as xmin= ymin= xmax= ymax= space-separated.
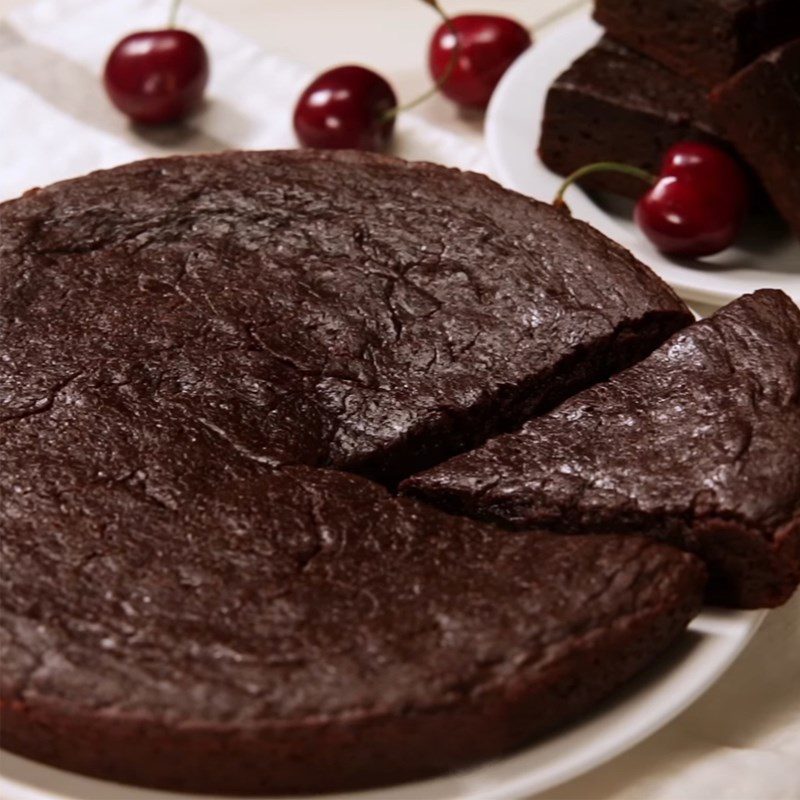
xmin=540 ymin=0 xmax=800 ymax=234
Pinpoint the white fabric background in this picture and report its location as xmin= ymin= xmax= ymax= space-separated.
xmin=0 ymin=1 xmax=797 ymax=798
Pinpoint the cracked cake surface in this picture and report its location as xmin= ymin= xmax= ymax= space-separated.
xmin=403 ymin=290 xmax=800 ymax=608
xmin=0 ymin=149 xmax=690 ymax=482
xmin=0 ymin=150 xmax=705 ymax=794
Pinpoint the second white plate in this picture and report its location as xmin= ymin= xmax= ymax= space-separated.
xmin=486 ymin=9 xmax=800 ymax=307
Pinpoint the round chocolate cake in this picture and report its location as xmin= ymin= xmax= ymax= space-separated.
xmin=0 ymin=150 xmax=704 ymax=795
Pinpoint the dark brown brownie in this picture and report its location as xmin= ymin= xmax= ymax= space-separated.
xmin=710 ymin=38 xmax=800 ymax=238
xmin=0 ymin=382 xmax=704 ymax=794
xmin=540 ymin=37 xmax=723 ymax=198
xmin=403 ymin=291 xmax=800 ymax=609
xmin=594 ymin=0 xmax=800 ymax=88
xmin=0 ymin=150 xmax=690 ymax=484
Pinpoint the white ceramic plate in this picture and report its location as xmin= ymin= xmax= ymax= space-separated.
xmin=0 ymin=608 xmax=764 ymax=800
xmin=486 ymin=8 xmax=800 ymax=307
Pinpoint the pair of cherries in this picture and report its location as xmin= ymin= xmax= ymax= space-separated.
xmin=293 ymin=13 xmax=531 ymax=151
xmin=102 ymin=5 xmax=748 ymax=259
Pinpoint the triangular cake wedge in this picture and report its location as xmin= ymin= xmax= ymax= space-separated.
xmin=403 ymin=290 xmax=800 ymax=608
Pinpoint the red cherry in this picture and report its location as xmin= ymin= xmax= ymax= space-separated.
xmin=429 ymin=14 xmax=532 ymax=110
xmin=635 ymin=142 xmax=749 ymax=257
xmin=293 ymin=66 xmax=397 ymax=152
xmin=104 ymin=29 xmax=209 ymax=125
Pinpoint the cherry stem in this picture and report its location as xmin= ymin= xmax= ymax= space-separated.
xmin=381 ymin=0 xmax=458 ymax=122
xmin=168 ymin=0 xmax=182 ymax=28
xmin=553 ymin=162 xmax=656 ymax=209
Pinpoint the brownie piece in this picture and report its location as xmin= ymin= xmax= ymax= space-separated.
xmin=710 ymin=38 xmax=800 ymax=238
xmin=540 ymin=37 xmax=723 ymax=198
xmin=0 ymin=150 xmax=690 ymax=484
xmin=0 ymin=385 xmax=705 ymax=794
xmin=403 ymin=291 xmax=800 ymax=608
xmin=594 ymin=0 xmax=800 ymax=88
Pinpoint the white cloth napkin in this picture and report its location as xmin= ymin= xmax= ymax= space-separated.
xmin=0 ymin=0 xmax=489 ymax=203
xmin=0 ymin=3 xmax=798 ymax=800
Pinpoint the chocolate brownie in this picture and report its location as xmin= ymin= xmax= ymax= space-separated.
xmin=0 ymin=150 xmax=690 ymax=483
xmin=0 ymin=150 xmax=701 ymax=793
xmin=594 ymin=0 xmax=800 ymax=88
xmin=710 ymin=38 xmax=800 ymax=238
xmin=540 ymin=37 xmax=724 ymax=198
xmin=0 ymin=382 xmax=704 ymax=794
xmin=403 ymin=291 xmax=800 ymax=608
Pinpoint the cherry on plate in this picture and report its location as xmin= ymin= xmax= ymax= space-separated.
xmin=636 ymin=142 xmax=749 ymax=258
xmin=428 ymin=14 xmax=532 ymax=110
xmin=554 ymin=141 xmax=749 ymax=258
xmin=293 ymin=65 xmax=397 ymax=152
xmin=104 ymin=29 xmax=209 ymax=125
